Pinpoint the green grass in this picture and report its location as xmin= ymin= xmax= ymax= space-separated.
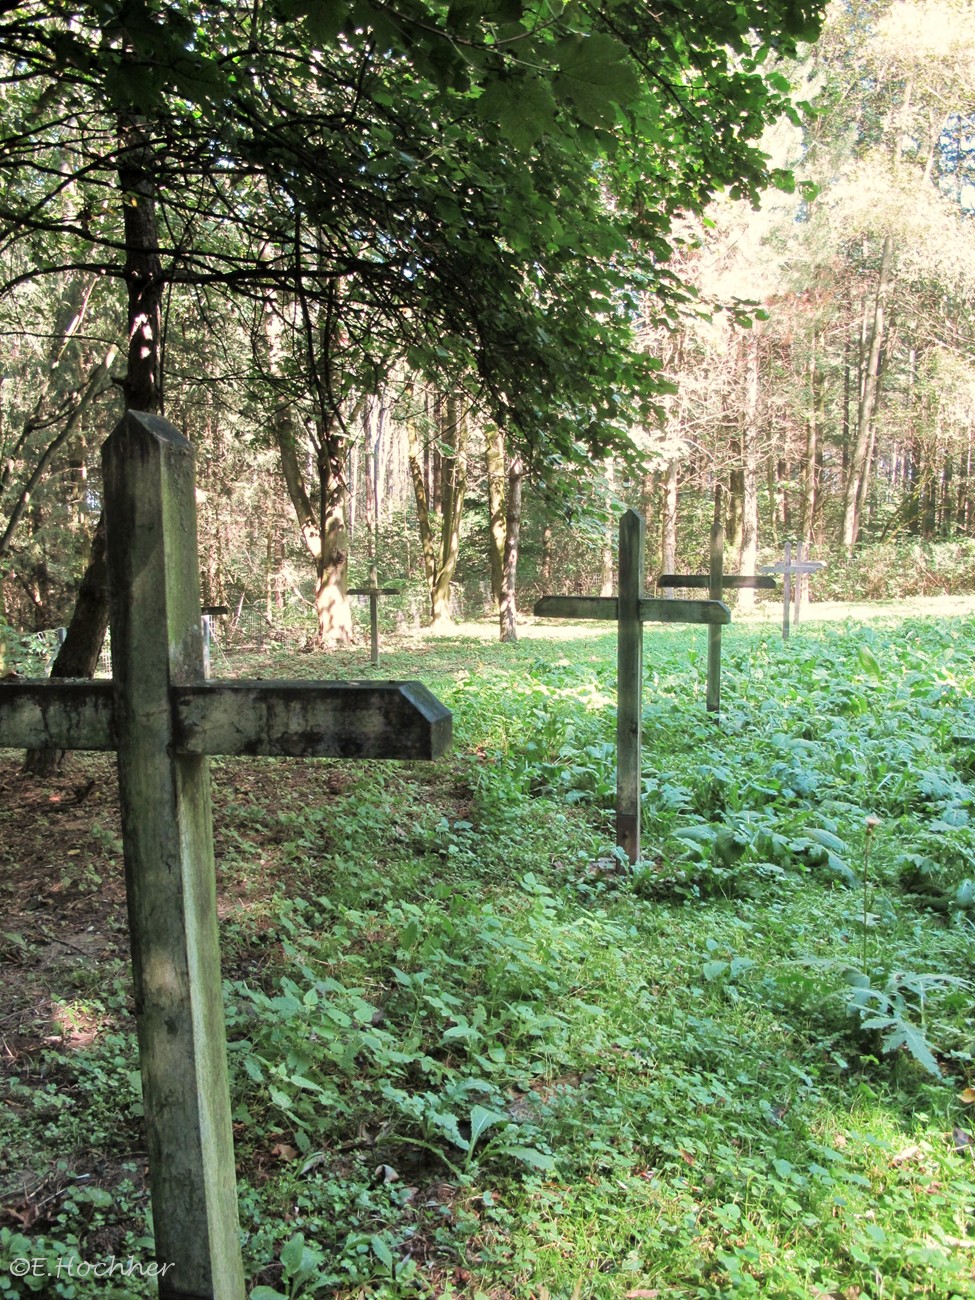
xmin=2 ymin=616 xmax=975 ymax=1297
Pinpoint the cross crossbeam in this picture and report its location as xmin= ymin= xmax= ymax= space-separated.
xmin=0 ymin=412 xmax=451 ymax=1300
xmin=0 ymin=679 xmax=450 ymax=758
xmin=534 ymin=510 xmax=729 ymax=865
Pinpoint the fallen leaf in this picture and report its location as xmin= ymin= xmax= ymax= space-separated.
xmin=891 ymin=1144 xmax=923 ymax=1166
xmin=271 ymin=1143 xmax=298 ymax=1162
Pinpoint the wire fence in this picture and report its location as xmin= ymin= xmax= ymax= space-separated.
xmin=3 ymin=591 xmax=439 ymax=679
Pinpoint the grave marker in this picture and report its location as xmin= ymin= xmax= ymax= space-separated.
xmin=657 ymin=524 xmax=776 ymax=714
xmin=534 ymin=510 xmax=729 ymax=865
xmin=759 ymin=541 xmax=825 ymax=640
xmin=348 ymin=581 xmax=401 ymax=666
xmin=0 ymin=412 xmax=451 ymax=1300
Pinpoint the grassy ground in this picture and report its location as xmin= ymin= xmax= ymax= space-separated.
xmin=1 ymin=611 xmax=974 ymax=1297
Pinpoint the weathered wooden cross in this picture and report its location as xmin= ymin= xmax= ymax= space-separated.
xmin=348 ymin=580 xmax=401 ymax=666
xmin=759 ymin=541 xmax=825 ymax=641
xmin=0 ymin=412 xmax=452 ymax=1300
xmin=657 ymin=522 xmax=776 ymax=714
xmin=534 ymin=510 xmax=729 ymax=866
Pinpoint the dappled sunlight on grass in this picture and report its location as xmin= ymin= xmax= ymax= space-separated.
xmin=3 ymin=614 xmax=975 ymax=1296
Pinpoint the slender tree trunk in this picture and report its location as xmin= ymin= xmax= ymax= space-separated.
xmin=407 ymin=392 xmax=469 ymax=629
xmin=540 ymin=523 xmax=553 ymax=596
xmin=841 ymin=234 xmax=893 ymax=554
xmin=24 ymin=116 xmax=162 ymax=774
xmin=737 ymin=334 xmax=761 ymax=613
xmin=660 ymin=460 xmax=678 ymax=596
xmin=799 ymin=345 xmax=823 ymax=549
xmin=499 ymin=456 xmax=523 ymax=643
xmin=484 ymin=423 xmax=506 ymax=605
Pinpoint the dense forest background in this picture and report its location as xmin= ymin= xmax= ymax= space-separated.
xmin=1 ymin=0 xmax=974 ymax=658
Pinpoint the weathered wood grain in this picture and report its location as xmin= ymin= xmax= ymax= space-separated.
xmin=0 ymin=679 xmax=115 ymax=750
xmin=616 ymin=509 xmax=643 ymax=865
xmin=102 ymin=411 xmax=245 ymax=1300
xmin=172 ymin=680 xmax=451 ymax=759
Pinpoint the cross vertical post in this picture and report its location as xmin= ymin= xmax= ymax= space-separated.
xmin=793 ymin=541 xmax=805 ymax=627
xmin=616 ymin=509 xmax=643 ymax=865
xmin=781 ymin=541 xmax=793 ymax=640
xmin=102 ymin=412 xmax=244 ymax=1300
xmin=759 ymin=546 xmax=825 ymax=642
xmin=348 ymin=582 xmax=401 ymax=667
xmin=707 ymin=522 xmax=723 ymax=715
xmin=534 ymin=509 xmax=730 ymax=867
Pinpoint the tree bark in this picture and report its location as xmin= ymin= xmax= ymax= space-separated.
xmin=840 ymin=234 xmax=893 ymax=554
xmin=24 ymin=114 xmax=163 ymax=774
xmin=736 ymin=333 xmax=761 ymax=614
xmin=659 ymin=460 xmax=678 ymax=597
xmin=799 ymin=343 xmax=823 ymax=549
xmin=499 ymin=456 xmax=523 ymax=643
xmin=484 ymin=423 xmax=506 ymax=605
xmin=407 ymin=391 xmax=469 ymax=629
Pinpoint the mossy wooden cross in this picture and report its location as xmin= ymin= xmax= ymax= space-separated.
xmin=534 ymin=510 xmax=729 ymax=866
xmin=0 ymin=413 xmax=452 ymax=1300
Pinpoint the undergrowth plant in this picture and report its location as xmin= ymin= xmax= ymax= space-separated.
xmin=3 ymin=617 xmax=975 ymax=1298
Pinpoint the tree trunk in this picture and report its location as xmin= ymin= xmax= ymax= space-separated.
xmin=799 ymin=344 xmax=823 ymax=549
xmin=737 ymin=334 xmax=761 ymax=614
xmin=24 ymin=115 xmax=162 ymax=775
xmin=484 ymin=423 xmax=506 ymax=605
xmin=431 ymin=396 xmax=468 ymax=628
xmin=540 ymin=523 xmax=553 ymax=596
xmin=407 ymin=392 xmax=469 ymax=630
xmin=660 ymin=460 xmax=678 ymax=596
xmin=840 ymin=234 xmax=893 ymax=554
xmin=314 ymin=429 xmax=354 ymax=646
xmin=499 ymin=456 xmax=523 ymax=643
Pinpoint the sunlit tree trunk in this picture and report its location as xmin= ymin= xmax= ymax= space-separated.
xmin=407 ymin=391 xmax=469 ymax=630
xmin=499 ymin=456 xmax=523 ymax=643
xmin=841 ymin=234 xmax=893 ymax=554
xmin=737 ymin=333 xmax=760 ymax=613
xmin=659 ymin=460 xmax=678 ymax=596
xmin=484 ymin=423 xmax=506 ymax=606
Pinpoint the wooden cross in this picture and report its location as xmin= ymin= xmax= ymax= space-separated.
xmin=534 ymin=510 xmax=729 ymax=865
xmin=348 ymin=582 xmax=401 ymax=666
xmin=0 ymin=412 xmax=451 ymax=1300
xmin=657 ymin=523 xmax=776 ymax=714
xmin=759 ymin=541 xmax=825 ymax=641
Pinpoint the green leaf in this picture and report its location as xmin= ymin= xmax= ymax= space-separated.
xmin=280 ymin=1233 xmax=307 ymax=1275
xmin=857 ymin=644 xmax=883 ymax=682
xmin=553 ymin=32 xmax=642 ymax=127
xmin=468 ymin=1104 xmax=506 ymax=1147
xmin=503 ymin=1145 xmax=558 ymax=1170
xmin=370 ymin=1234 xmax=394 ymax=1270
xmin=805 ymin=828 xmax=847 ymax=856
xmin=881 ymin=1022 xmax=941 ymax=1078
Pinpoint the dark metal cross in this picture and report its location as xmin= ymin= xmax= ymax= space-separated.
xmin=0 ymin=412 xmax=451 ymax=1300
